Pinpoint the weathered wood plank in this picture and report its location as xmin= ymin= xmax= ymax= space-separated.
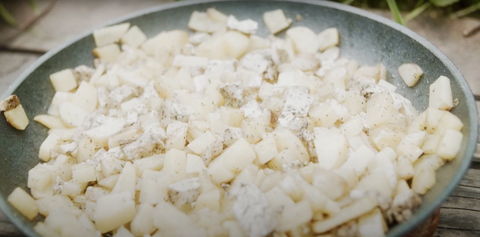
xmin=442 ymin=196 xmax=480 ymax=211
xmin=438 ymin=208 xmax=480 ymax=231
xmin=434 ymin=228 xmax=480 ymax=237
xmin=458 ymin=168 xmax=480 ymax=188
xmin=449 ymin=185 xmax=480 ymax=200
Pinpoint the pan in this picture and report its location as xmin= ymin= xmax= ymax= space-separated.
xmin=0 ymin=0 xmax=478 ymax=236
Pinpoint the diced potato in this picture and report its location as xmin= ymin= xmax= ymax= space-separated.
xmin=172 ymin=55 xmax=209 ymax=68
xmin=277 ymin=200 xmax=313 ymax=232
xmin=315 ymin=127 xmax=348 ymax=169
xmin=4 ymin=104 xmax=29 ymax=130
xmin=111 ymin=162 xmax=136 ymax=197
xmin=153 ymin=200 xmax=194 ymax=230
xmin=163 ymin=149 xmax=187 ymax=182
xmin=412 ymin=167 xmax=436 ymax=195
xmin=369 ymin=124 xmax=406 ymax=151
xmin=188 ymin=11 xmax=226 ymax=33
xmin=195 ymin=188 xmax=221 ymax=212
xmin=187 ymin=130 xmax=216 ymax=155
xmin=396 ymin=141 xmax=423 ymax=163
xmin=397 ymin=157 xmax=414 ymax=180
xmin=142 ymin=30 xmax=189 ymax=56
xmin=436 ymin=129 xmax=463 ymax=160
xmin=49 ymin=69 xmax=78 ymax=92
xmin=186 ymin=154 xmax=207 ymax=174
xmin=72 ymin=81 xmax=98 ymax=112
xmin=98 ymin=174 xmax=119 ymax=190
xmin=263 ymin=9 xmax=292 ymax=34
xmin=196 ymin=35 xmax=228 ymax=59
xmin=34 ymin=222 xmax=61 ymax=237
xmin=133 ymin=154 xmax=164 ymax=177
xmin=357 ymin=208 xmax=386 ymax=237
xmin=93 ymin=23 xmax=130 ymax=47
xmin=422 ymin=134 xmax=441 ymax=154
xmin=59 ymin=102 xmax=88 ymax=127
xmin=286 ymin=27 xmax=320 ymax=54
xmin=94 ymin=192 xmax=136 ymax=233
xmin=93 ymin=44 xmax=122 ymax=63
xmin=221 ymin=106 xmax=244 ymax=127
xmin=83 ymin=117 xmax=126 ymax=147
xmin=206 ymin=8 xmax=229 ymax=22
xmin=76 ymin=137 xmax=97 ymax=163
xmin=113 ymin=226 xmax=135 ymax=237
xmin=265 ymin=186 xmax=295 ymax=212
xmin=165 ymin=121 xmax=188 ymax=150
xmin=318 ymin=28 xmax=339 ymax=51
xmin=398 ymin=63 xmax=423 ymax=87
xmin=39 ymin=134 xmax=61 ymax=162
xmin=28 ymin=164 xmax=53 ymax=191
xmin=340 ymin=145 xmax=376 ymax=177
xmin=313 ymin=169 xmax=348 ymax=200
xmin=433 ymin=111 xmax=464 ymax=136
xmin=413 ymin=154 xmax=445 ymax=174
xmin=356 ymin=170 xmax=393 ymax=198
xmin=366 ymin=92 xmax=399 ymax=128
xmin=224 ymin=31 xmax=250 ymax=59
xmin=130 ymin=203 xmax=155 ymax=236
xmin=242 ymin=118 xmax=265 ymax=143
xmin=8 ymin=187 xmax=39 ymax=220
xmin=254 ymin=136 xmax=279 ymax=164
xmin=0 ymin=94 xmax=19 ymax=111
xmin=218 ymin=138 xmax=256 ymax=172
xmin=139 ymin=171 xmax=168 ymax=205
xmin=425 ymin=108 xmax=446 ymax=133
xmin=71 ymin=164 xmax=97 ymax=183
xmin=34 ymin=115 xmax=65 ymax=129
xmin=121 ymin=25 xmax=147 ymax=48
xmin=429 ymin=76 xmax=453 ymax=110
xmin=313 ymin=197 xmax=378 ymax=233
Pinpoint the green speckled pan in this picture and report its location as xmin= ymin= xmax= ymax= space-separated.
xmin=0 ymin=0 xmax=477 ymax=236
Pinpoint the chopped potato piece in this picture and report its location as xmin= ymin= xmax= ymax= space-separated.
xmin=398 ymin=63 xmax=423 ymax=87
xmin=93 ymin=44 xmax=122 ymax=63
xmin=263 ymin=9 xmax=292 ymax=34
xmin=429 ymin=76 xmax=453 ymax=110
xmin=4 ymin=104 xmax=29 ymax=130
xmin=93 ymin=23 xmax=130 ymax=47
xmin=8 ymin=187 xmax=39 ymax=220
xmin=49 ymin=69 xmax=78 ymax=92
xmin=34 ymin=115 xmax=66 ymax=129
xmin=436 ymin=129 xmax=463 ymax=160
xmin=286 ymin=27 xmax=320 ymax=54
xmin=121 ymin=25 xmax=147 ymax=48
xmin=0 ymin=94 xmax=20 ymax=111
xmin=318 ymin=28 xmax=339 ymax=51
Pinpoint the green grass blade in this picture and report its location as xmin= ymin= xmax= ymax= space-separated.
xmin=343 ymin=0 xmax=356 ymax=5
xmin=414 ymin=0 xmax=426 ymax=9
xmin=386 ymin=0 xmax=405 ymax=26
xmin=0 ymin=3 xmax=18 ymax=27
xmin=405 ymin=2 xmax=431 ymax=22
xmin=450 ymin=2 xmax=480 ymax=19
xmin=429 ymin=0 xmax=460 ymax=7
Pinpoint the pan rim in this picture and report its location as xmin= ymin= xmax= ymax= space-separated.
xmin=0 ymin=0 xmax=477 ymax=236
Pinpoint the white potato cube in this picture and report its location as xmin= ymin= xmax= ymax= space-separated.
xmin=315 ymin=127 xmax=349 ymax=169
xmin=93 ymin=23 xmax=130 ymax=47
xmin=195 ymin=187 xmax=221 ymax=211
xmin=429 ymin=76 xmax=453 ymax=110
xmin=398 ymin=63 xmax=423 ymax=87
xmin=172 ymin=55 xmax=209 ymax=68
xmin=218 ymin=138 xmax=256 ymax=172
xmin=242 ymin=118 xmax=265 ymax=143
xmin=121 ymin=25 xmax=147 ymax=48
xmin=113 ymin=226 xmax=134 ymax=237
xmin=163 ymin=149 xmax=187 ymax=182
xmin=436 ymin=129 xmax=463 ymax=160
xmin=34 ymin=222 xmax=61 ymax=237
xmin=206 ymin=8 xmax=228 ymax=22
xmin=39 ymin=134 xmax=61 ymax=162
xmin=313 ymin=197 xmax=378 ymax=233
xmin=277 ymin=200 xmax=313 ymax=232
xmin=263 ymin=9 xmax=292 ymax=34
xmin=313 ymin=169 xmax=348 ymax=200
xmin=425 ymin=108 xmax=446 ymax=133
xmin=286 ymin=27 xmax=320 ymax=54
xmin=254 ymin=136 xmax=279 ymax=164
xmin=111 ymin=162 xmax=136 ymax=197
xmin=49 ymin=69 xmax=77 ymax=92
xmin=397 ymin=157 xmax=414 ymax=180
xmin=93 ymin=44 xmax=122 ymax=63
xmin=71 ymin=164 xmax=97 ymax=183
xmin=133 ymin=154 xmax=164 ymax=177
xmin=186 ymin=154 xmax=207 ymax=174
xmin=357 ymin=208 xmax=386 ymax=237
xmin=318 ymin=28 xmax=339 ymax=51
xmin=59 ymin=102 xmax=88 ymax=127
xmin=433 ymin=111 xmax=464 ymax=136
xmin=224 ymin=31 xmax=250 ymax=59
xmin=168 ymin=177 xmax=201 ymax=206
xmin=188 ymin=11 xmax=226 ymax=33
xmin=4 ymin=104 xmax=29 ymax=130
xmin=72 ymin=81 xmax=98 ymax=112
xmin=221 ymin=106 xmax=244 ymax=127
xmin=341 ymin=145 xmax=376 ymax=177
xmin=207 ymin=157 xmax=235 ymax=184
xmin=34 ymin=115 xmax=65 ymax=129
xmin=28 ymin=164 xmax=53 ymax=191
xmin=366 ymin=91 xmax=399 ymax=128
xmin=187 ymin=130 xmax=216 ymax=155
xmin=8 ymin=187 xmax=39 ymax=220
xmin=76 ymin=137 xmax=96 ymax=163
xmin=422 ymin=134 xmax=441 ymax=154
xmin=413 ymin=154 xmax=445 ymax=174
xmin=412 ymin=167 xmax=436 ymax=195
xmin=153 ymin=200 xmax=194 ymax=230
xmin=94 ymin=192 xmax=136 ymax=233
xmin=130 ymin=203 xmax=155 ymax=236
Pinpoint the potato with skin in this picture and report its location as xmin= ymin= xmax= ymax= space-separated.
xmin=4 ymin=104 xmax=29 ymax=130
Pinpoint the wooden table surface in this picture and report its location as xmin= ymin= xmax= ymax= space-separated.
xmin=0 ymin=1 xmax=479 ymax=236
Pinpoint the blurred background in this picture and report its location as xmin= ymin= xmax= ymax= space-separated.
xmin=0 ymin=0 xmax=479 ymax=236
